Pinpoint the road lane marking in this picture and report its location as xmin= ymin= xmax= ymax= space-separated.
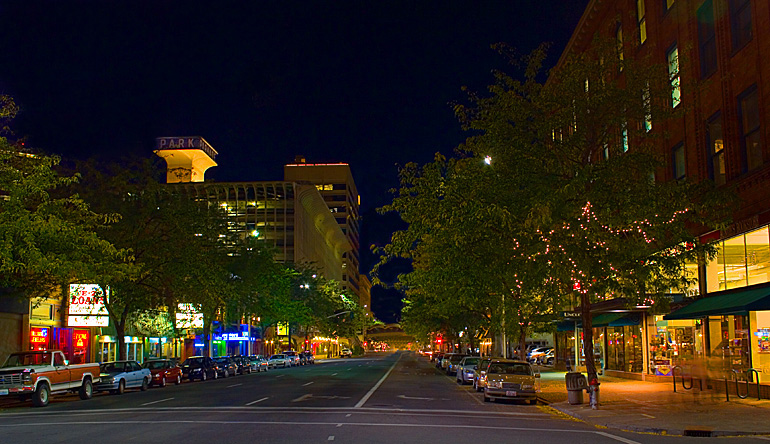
xmin=354 ymin=354 xmax=401 ymax=408
xmin=140 ymin=398 xmax=174 ymax=406
xmin=331 ymin=373 xmax=338 ymax=376
xmin=328 ymin=436 xmax=334 ymax=441
xmin=246 ymin=397 xmax=269 ymax=406
xmin=276 ymin=374 xmax=285 ymax=378
xmin=292 ymin=394 xmax=313 ymax=402
xmin=227 ymin=383 xmax=243 ymax=388
xmin=302 ymin=381 xmax=314 ymax=386
xmin=336 ymin=423 xmax=342 ymax=427
xmin=398 ymin=394 xmax=433 ymax=401
xmin=594 ymin=432 xmax=641 ymax=444
xmin=640 ymin=414 xmax=654 ymax=418
xmin=345 ymin=414 xmax=351 ymax=417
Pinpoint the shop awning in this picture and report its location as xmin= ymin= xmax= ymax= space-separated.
xmin=664 ymin=285 xmax=770 ymax=320
xmin=556 ymin=312 xmax=641 ymax=331
xmin=591 ymin=313 xmax=627 ymax=327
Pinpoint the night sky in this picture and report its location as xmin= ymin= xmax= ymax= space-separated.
xmin=0 ymin=0 xmax=589 ymax=323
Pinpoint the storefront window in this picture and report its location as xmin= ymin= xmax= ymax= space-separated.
xmin=29 ymin=327 xmax=49 ymax=351
xmin=750 ymin=310 xmax=770 ymax=383
xmin=707 ymin=315 xmax=749 ymax=373
xmin=648 ymin=316 xmax=701 ymax=375
xmin=746 ymin=227 xmax=770 ymax=285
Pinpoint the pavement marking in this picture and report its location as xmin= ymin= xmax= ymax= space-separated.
xmin=594 ymin=431 xmax=641 ymax=444
xmin=345 ymin=414 xmax=351 ymax=417
xmin=336 ymin=423 xmax=342 ymax=427
xmin=227 ymin=383 xmax=243 ymax=388
xmin=398 ymin=394 xmax=434 ymax=401
xmin=354 ymin=354 xmax=401 ymax=408
xmin=328 ymin=436 xmax=334 ymax=441
xmin=754 ymin=437 xmax=770 ymax=441
xmin=292 ymin=394 xmax=313 ymax=403
xmin=245 ymin=397 xmax=269 ymax=406
xmin=140 ymin=398 xmax=174 ymax=406
xmin=276 ymin=374 xmax=285 ymax=378
xmin=302 ymin=381 xmax=314 ymax=386
xmin=640 ymin=414 xmax=654 ymax=419
xmin=332 ymin=373 xmax=338 ymax=376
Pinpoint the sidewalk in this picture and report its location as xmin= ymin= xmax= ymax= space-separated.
xmin=538 ymin=369 xmax=770 ymax=437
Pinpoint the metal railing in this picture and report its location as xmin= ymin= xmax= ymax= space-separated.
xmin=726 ymin=369 xmax=761 ymax=401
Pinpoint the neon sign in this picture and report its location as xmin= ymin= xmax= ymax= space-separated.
xmin=74 ymin=332 xmax=89 ymax=348
xmin=30 ymin=328 xmax=47 ymax=344
xmin=214 ymin=332 xmax=249 ymax=341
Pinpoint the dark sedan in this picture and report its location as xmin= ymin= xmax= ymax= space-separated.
xmin=180 ymin=356 xmax=217 ymax=381
xmin=213 ymin=356 xmax=237 ymax=377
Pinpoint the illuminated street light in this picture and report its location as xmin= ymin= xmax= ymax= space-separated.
xmin=484 ymin=155 xmax=492 ymax=165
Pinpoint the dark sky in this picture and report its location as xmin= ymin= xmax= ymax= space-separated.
xmin=0 ymin=0 xmax=588 ymax=323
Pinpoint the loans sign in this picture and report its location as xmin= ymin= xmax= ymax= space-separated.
xmin=68 ymin=284 xmax=110 ymax=327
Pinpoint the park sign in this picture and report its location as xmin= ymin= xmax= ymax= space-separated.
xmin=68 ymin=284 xmax=110 ymax=327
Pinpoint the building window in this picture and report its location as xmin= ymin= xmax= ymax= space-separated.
xmin=738 ymin=86 xmax=762 ymax=172
xmin=707 ymin=113 xmax=726 ymax=185
xmin=643 ymin=83 xmax=652 ymax=132
xmin=637 ymin=0 xmax=647 ymax=45
xmin=697 ymin=0 xmax=717 ymax=79
xmin=706 ymin=226 xmax=770 ymax=292
xmin=622 ymin=122 xmax=629 ymax=152
xmin=729 ymin=0 xmax=752 ymax=51
xmin=667 ymin=45 xmax=681 ymax=108
xmin=672 ymin=143 xmax=685 ymax=180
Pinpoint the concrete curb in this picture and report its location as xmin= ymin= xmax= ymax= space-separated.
xmin=547 ymin=403 xmax=770 ymax=437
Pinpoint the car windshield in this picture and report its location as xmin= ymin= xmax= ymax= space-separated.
xmin=3 ymin=352 xmax=52 ymax=367
xmin=183 ymin=357 xmax=204 ymax=365
xmin=213 ymin=358 xmax=229 ymax=363
xmin=449 ymin=355 xmax=466 ymax=363
xmin=100 ymin=362 xmax=126 ymax=373
xmin=143 ymin=361 xmax=167 ymax=370
xmin=487 ymin=363 xmax=532 ymax=375
xmin=463 ymin=358 xmax=479 ymax=366
xmin=270 ymin=355 xmax=284 ymax=359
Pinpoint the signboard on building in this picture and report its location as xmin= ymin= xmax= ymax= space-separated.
xmin=176 ymin=303 xmax=204 ymax=329
xmin=68 ymin=284 xmax=110 ymax=327
xmin=277 ymin=322 xmax=289 ymax=336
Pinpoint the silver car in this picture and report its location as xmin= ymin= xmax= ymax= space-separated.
xmin=456 ymin=356 xmax=480 ymax=385
xmin=268 ymin=354 xmax=291 ymax=368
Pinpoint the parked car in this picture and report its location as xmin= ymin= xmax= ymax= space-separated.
xmin=473 ymin=357 xmax=492 ymax=392
xmin=455 ymin=356 xmax=480 ymax=385
xmin=432 ymin=352 xmax=444 ymax=366
xmin=142 ymin=359 xmax=182 ymax=387
xmin=542 ymin=349 xmax=554 ymax=366
xmin=181 ymin=356 xmax=217 ymax=381
xmin=231 ymin=356 xmax=252 ymax=374
xmin=268 ymin=354 xmax=291 ymax=368
xmin=339 ymin=348 xmax=352 ymax=358
xmin=301 ymin=351 xmax=315 ymax=364
xmin=96 ymin=360 xmax=151 ymax=394
xmin=483 ymin=359 xmax=539 ymax=404
xmin=213 ymin=356 xmax=238 ymax=377
xmin=444 ymin=354 xmax=467 ymax=375
xmin=248 ymin=355 xmax=269 ymax=372
xmin=283 ymin=350 xmax=301 ymax=366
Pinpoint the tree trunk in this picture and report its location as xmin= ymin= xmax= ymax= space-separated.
xmin=115 ymin=321 xmax=127 ymax=361
xmin=518 ymin=323 xmax=528 ymax=362
xmin=203 ymin=321 xmax=212 ymax=357
xmin=581 ymin=293 xmax=597 ymax=381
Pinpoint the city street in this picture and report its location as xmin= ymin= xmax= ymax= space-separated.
xmin=0 ymin=352 xmax=768 ymax=443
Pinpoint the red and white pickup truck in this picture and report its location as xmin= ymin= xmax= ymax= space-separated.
xmin=0 ymin=350 xmax=100 ymax=407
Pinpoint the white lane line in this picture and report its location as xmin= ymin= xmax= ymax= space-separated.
xmin=594 ymin=431 xmax=642 ymax=444
xmin=640 ymin=413 xmax=654 ymax=418
xmin=227 ymin=383 xmax=243 ymax=388
xmin=345 ymin=414 xmax=351 ymax=417
xmin=328 ymin=436 xmax=335 ymax=441
xmin=276 ymin=374 xmax=285 ymax=378
xmin=336 ymin=423 xmax=342 ymax=427
xmin=354 ymin=354 xmax=401 ymax=408
xmin=302 ymin=381 xmax=314 ymax=386
xmin=140 ymin=398 xmax=174 ymax=406
xmin=332 ymin=373 xmax=338 ymax=376
xmin=246 ymin=397 xmax=269 ymax=406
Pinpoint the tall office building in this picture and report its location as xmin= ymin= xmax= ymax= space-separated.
xmin=284 ymin=157 xmax=369 ymax=313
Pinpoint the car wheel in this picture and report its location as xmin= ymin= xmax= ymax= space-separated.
xmin=223 ymin=369 xmax=229 ymax=378
xmin=141 ymin=377 xmax=149 ymax=391
xmin=175 ymin=374 xmax=182 ymax=385
xmin=201 ymin=371 xmax=207 ymax=382
xmin=79 ymin=378 xmax=93 ymax=400
xmin=213 ymin=370 xmax=218 ymax=380
xmin=32 ymin=382 xmax=50 ymax=407
xmin=117 ymin=379 xmax=126 ymax=395
xmin=159 ymin=376 xmax=166 ymax=388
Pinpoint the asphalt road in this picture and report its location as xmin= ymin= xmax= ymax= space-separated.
xmin=0 ymin=352 xmax=767 ymax=443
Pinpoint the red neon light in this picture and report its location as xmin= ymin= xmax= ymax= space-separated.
xmin=30 ymin=328 xmax=47 ymax=344
xmin=74 ymin=332 xmax=89 ymax=348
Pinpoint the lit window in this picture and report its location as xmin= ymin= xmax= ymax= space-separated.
xmin=665 ymin=0 xmax=675 ymax=11
xmin=616 ymin=24 xmax=624 ymax=70
xmin=643 ymin=83 xmax=652 ymax=132
xmin=667 ymin=45 xmax=680 ymax=107
xmin=637 ymin=0 xmax=647 ymax=45
xmin=622 ymin=122 xmax=629 ymax=153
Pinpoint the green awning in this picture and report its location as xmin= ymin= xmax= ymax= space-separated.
xmin=557 ymin=312 xmax=640 ymax=331
xmin=591 ymin=313 xmax=627 ymax=327
xmin=664 ymin=285 xmax=770 ymax=320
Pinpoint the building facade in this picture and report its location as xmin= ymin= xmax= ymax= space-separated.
xmin=554 ymin=0 xmax=770 ymax=384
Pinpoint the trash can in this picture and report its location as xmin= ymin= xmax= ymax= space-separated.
xmin=565 ymin=372 xmax=587 ymax=405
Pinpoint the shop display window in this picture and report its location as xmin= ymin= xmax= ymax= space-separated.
xmin=750 ymin=311 xmax=770 ymax=383
xmin=29 ymin=327 xmax=49 ymax=351
xmin=648 ymin=316 xmax=700 ymax=375
xmin=707 ymin=315 xmax=749 ymax=372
